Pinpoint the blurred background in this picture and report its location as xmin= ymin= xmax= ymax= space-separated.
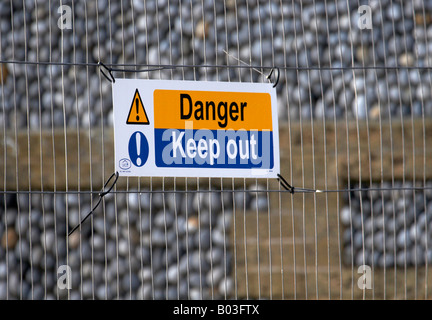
xmin=0 ymin=0 xmax=431 ymax=299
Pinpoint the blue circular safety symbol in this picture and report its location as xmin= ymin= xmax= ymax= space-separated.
xmin=128 ymin=131 xmax=149 ymax=167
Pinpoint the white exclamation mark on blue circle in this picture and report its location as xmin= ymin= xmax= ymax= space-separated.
xmin=128 ymin=131 xmax=149 ymax=168
xmin=136 ymin=132 xmax=142 ymax=166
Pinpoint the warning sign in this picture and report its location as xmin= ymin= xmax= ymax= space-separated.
xmin=113 ymin=79 xmax=279 ymax=178
xmin=126 ymin=89 xmax=149 ymax=125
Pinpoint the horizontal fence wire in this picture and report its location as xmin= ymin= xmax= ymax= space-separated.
xmin=3 ymin=59 xmax=432 ymax=70
xmin=1 ymin=186 xmax=432 ymax=195
xmin=0 ymin=0 xmax=431 ymax=301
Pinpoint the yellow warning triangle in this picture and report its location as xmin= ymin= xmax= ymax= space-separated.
xmin=126 ymin=89 xmax=150 ymax=125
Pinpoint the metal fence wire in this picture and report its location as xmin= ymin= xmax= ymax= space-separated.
xmin=0 ymin=0 xmax=431 ymax=300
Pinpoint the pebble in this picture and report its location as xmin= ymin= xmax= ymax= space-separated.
xmin=40 ymin=230 xmax=55 ymax=252
xmin=212 ymin=229 xmax=226 ymax=247
xmin=206 ymin=267 xmax=224 ymax=287
xmin=369 ymin=104 xmax=382 ymax=120
xmin=136 ymin=283 xmax=152 ymax=300
xmin=216 ymin=212 xmax=232 ymax=231
xmin=1 ymin=228 xmax=18 ymax=249
xmin=127 ymin=193 xmax=140 ymax=211
xmin=5 ymin=209 xmax=17 ymax=227
xmin=250 ymin=196 xmax=268 ymax=211
xmin=195 ymin=19 xmax=209 ymax=40
xmin=15 ymin=213 xmax=29 ymax=234
xmin=0 ymin=262 xmax=6 ymax=279
xmin=340 ymin=207 xmax=351 ymax=226
xmin=154 ymin=210 xmax=174 ymax=229
xmin=68 ymin=232 xmax=80 ymax=250
xmin=352 ymin=95 xmax=367 ymax=119
xmin=218 ymin=278 xmax=233 ymax=297
xmin=187 ymin=216 xmax=199 ymax=233
xmin=197 ymin=229 xmax=211 ymax=251
xmin=118 ymin=238 xmax=129 ymax=256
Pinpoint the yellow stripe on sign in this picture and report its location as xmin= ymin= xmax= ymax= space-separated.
xmin=154 ymin=89 xmax=273 ymax=131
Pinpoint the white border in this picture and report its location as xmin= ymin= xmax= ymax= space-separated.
xmin=113 ymin=79 xmax=280 ymax=178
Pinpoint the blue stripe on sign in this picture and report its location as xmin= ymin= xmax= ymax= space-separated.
xmin=154 ymin=128 xmax=274 ymax=169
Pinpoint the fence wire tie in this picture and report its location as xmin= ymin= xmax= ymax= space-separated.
xmin=68 ymin=171 xmax=119 ymax=237
xmin=277 ymin=173 xmax=324 ymax=194
xmin=98 ymin=61 xmax=116 ymax=83
xmin=266 ymin=67 xmax=280 ymax=88
xmin=277 ymin=174 xmax=295 ymax=194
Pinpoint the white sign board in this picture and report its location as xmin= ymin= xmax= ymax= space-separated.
xmin=112 ymin=79 xmax=280 ymax=178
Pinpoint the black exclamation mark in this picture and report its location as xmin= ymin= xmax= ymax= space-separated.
xmin=135 ymin=98 xmax=140 ymax=121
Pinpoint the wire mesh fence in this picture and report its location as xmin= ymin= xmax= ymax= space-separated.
xmin=0 ymin=0 xmax=431 ymax=300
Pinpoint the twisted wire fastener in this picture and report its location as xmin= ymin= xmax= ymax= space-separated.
xmin=267 ymin=67 xmax=280 ymax=88
xmin=68 ymin=171 xmax=119 ymax=236
xmin=277 ymin=173 xmax=294 ymax=194
xmin=98 ymin=61 xmax=115 ymax=83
